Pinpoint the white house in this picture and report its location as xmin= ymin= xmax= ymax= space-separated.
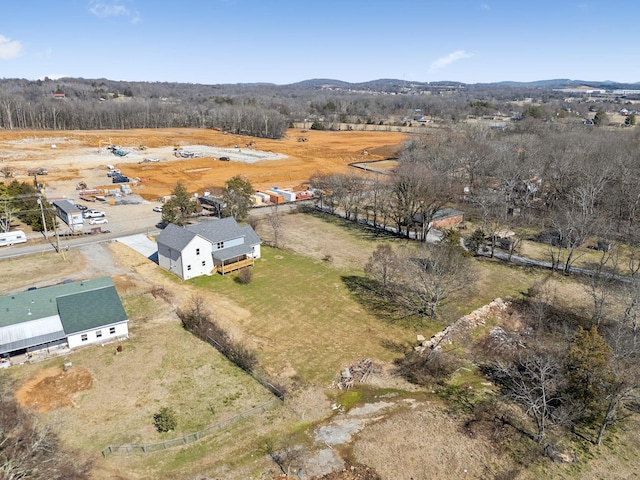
xmin=0 ymin=277 xmax=129 ymax=363
xmin=156 ymin=217 xmax=262 ymax=279
xmin=156 ymin=227 xmax=214 ymax=280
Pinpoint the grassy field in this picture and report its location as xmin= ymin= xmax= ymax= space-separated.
xmin=2 ymin=210 xmax=632 ymax=479
xmin=188 ymin=245 xmax=419 ymax=385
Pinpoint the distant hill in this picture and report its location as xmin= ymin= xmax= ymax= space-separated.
xmin=287 ymin=78 xmax=640 ymax=91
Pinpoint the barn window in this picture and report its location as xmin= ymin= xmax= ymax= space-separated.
xmin=187 ymin=265 xmax=192 ymax=271
xmin=217 ymin=242 xmax=224 ymax=249
xmin=109 ymin=327 xmax=116 ymax=335
xmin=202 ymin=261 xmax=206 ymax=266
xmin=196 ymin=248 xmax=200 ymax=255
xmin=81 ymin=334 xmax=88 ymax=342
xmin=96 ymin=330 xmax=102 ymax=338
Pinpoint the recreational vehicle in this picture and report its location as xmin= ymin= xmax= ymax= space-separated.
xmin=0 ymin=230 xmax=27 ymax=247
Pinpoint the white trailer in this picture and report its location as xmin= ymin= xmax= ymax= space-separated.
xmin=0 ymin=230 xmax=27 ymax=247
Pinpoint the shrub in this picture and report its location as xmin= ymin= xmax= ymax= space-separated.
xmin=153 ymin=407 xmax=177 ymax=432
xmin=465 ymin=229 xmax=486 ymax=255
xmin=393 ymin=350 xmax=461 ymax=386
xmin=237 ymin=267 xmax=253 ymax=285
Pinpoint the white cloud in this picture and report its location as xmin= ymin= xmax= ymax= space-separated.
xmin=0 ymin=35 xmax=22 ymax=59
xmin=430 ymin=50 xmax=472 ymax=71
xmin=89 ymin=1 xmax=140 ymax=22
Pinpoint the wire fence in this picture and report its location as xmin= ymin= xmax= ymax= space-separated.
xmin=204 ymin=335 xmax=286 ymax=402
xmin=101 ymin=398 xmax=279 ymax=458
xmin=102 ymin=332 xmax=285 ymax=458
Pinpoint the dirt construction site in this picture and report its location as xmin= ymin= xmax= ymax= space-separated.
xmin=0 ymin=128 xmax=406 ymax=201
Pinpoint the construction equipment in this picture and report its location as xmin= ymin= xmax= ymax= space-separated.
xmin=76 ymin=181 xmax=87 ymax=190
xmin=174 ymin=149 xmax=197 ymax=158
xmin=108 ymin=145 xmax=128 ymax=157
xmin=27 ymin=167 xmax=48 ymax=175
xmin=137 ymin=144 xmax=147 ymax=151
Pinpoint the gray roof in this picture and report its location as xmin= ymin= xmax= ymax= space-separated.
xmin=156 ymin=223 xmax=200 ymax=251
xmin=52 ymin=199 xmax=81 ymax=215
xmin=238 ymin=224 xmax=261 ymax=246
xmin=213 ymin=244 xmax=253 ymax=262
xmin=432 ymin=208 xmax=464 ymax=221
xmin=188 ymin=217 xmax=248 ymax=245
xmin=157 ymin=218 xmax=261 ymax=254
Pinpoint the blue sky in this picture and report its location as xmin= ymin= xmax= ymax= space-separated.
xmin=1 ymin=1 xmax=638 ymax=85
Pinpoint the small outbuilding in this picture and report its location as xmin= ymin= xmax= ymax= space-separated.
xmin=52 ymin=199 xmax=84 ymax=232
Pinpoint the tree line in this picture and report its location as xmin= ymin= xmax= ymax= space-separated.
xmin=2 ymin=76 xmax=634 ymax=137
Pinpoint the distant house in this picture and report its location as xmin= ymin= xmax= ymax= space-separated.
xmin=0 ymin=277 xmax=129 ymax=363
xmin=53 ymin=93 xmax=65 ymax=99
xmin=156 ymin=217 xmax=262 ymax=280
xmin=52 ymin=199 xmax=84 ymax=232
xmin=412 ymin=208 xmax=465 ymax=231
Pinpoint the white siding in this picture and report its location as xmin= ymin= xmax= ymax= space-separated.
xmin=180 ymin=236 xmax=214 ymax=280
xmin=67 ymin=322 xmax=128 ymax=349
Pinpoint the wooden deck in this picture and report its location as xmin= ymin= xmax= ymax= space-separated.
xmin=215 ymin=257 xmax=254 ymax=275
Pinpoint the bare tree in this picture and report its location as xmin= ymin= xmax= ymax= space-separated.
xmin=488 ymin=350 xmax=565 ymax=444
xmin=394 ymin=243 xmax=469 ymax=319
xmin=364 ymin=243 xmax=399 ymax=290
xmin=266 ymin=203 xmax=283 ymax=249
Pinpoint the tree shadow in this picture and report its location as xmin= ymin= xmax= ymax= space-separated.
xmin=341 ymin=275 xmax=420 ymax=327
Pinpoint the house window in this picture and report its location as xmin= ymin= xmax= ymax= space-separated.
xmin=202 ymin=261 xmax=206 ymax=266
xmin=81 ymin=334 xmax=88 ymax=342
xmin=187 ymin=265 xmax=192 ymax=271
xmin=96 ymin=330 xmax=102 ymax=338
xmin=196 ymin=248 xmax=200 ymax=255
xmin=217 ymin=242 xmax=224 ymax=249
xmin=109 ymin=327 xmax=116 ymax=335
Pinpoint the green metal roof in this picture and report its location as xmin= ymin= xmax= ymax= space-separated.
xmin=57 ymin=285 xmax=128 ymax=334
xmin=0 ymin=277 xmax=115 ymax=328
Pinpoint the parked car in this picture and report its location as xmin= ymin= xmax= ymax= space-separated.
xmin=219 ymin=156 xmax=230 ymax=161
xmin=75 ymin=204 xmax=88 ymax=211
xmin=107 ymin=169 xmax=121 ymax=177
xmin=112 ymin=175 xmax=130 ymax=183
xmin=153 ymin=205 xmax=163 ymax=212
xmin=84 ymin=209 xmax=106 ymax=218
xmin=89 ymin=217 xmax=108 ymax=225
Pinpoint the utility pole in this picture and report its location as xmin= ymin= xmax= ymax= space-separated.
xmin=37 ymin=196 xmax=49 ymax=238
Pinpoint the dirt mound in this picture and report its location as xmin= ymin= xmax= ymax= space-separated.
xmin=16 ymin=366 xmax=93 ymax=412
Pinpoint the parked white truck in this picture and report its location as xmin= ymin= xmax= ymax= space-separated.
xmin=0 ymin=230 xmax=27 ymax=247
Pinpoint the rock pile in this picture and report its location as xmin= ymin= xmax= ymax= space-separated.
xmin=335 ymin=359 xmax=380 ymax=390
xmin=415 ymin=298 xmax=510 ymax=353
